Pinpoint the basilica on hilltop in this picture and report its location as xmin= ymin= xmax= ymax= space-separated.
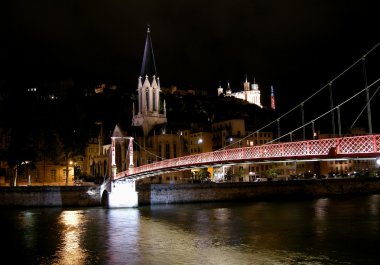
xmin=217 ymin=77 xmax=263 ymax=108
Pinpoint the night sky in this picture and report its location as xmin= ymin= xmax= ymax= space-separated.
xmin=3 ymin=0 xmax=379 ymax=111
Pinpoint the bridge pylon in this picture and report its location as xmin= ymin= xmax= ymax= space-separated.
xmin=107 ymin=178 xmax=138 ymax=208
xmin=101 ymin=134 xmax=138 ymax=208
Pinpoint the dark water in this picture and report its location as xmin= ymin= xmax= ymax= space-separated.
xmin=1 ymin=194 xmax=380 ymax=265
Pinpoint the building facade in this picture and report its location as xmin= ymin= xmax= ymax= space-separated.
xmin=218 ymin=77 xmax=262 ymax=108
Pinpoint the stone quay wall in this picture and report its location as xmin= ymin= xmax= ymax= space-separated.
xmin=0 ymin=186 xmax=100 ymax=207
xmin=137 ymin=178 xmax=380 ymax=205
xmin=1 ymin=178 xmax=380 ymax=207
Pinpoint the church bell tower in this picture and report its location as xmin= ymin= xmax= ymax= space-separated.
xmin=132 ymin=26 xmax=167 ymax=136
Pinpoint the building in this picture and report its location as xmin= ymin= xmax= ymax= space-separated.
xmin=0 ymin=127 xmax=11 ymax=185
xmin=210 ymin=119 xmax=277 ymax=182
xmin=132 ymin=27 xmax=167 ymax=137
xmin=99 ymin=27 xmax=191 ymax=184
xmin=186 ymin=131 xmax=213 ymax=155
xmin=212 ymin=119 xmax=246 ymax=150
xmin=218 ymin=77 xmax=262 ymax=108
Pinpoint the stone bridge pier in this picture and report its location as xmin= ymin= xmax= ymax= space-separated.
xmin=101 ymin=178 xmax=138 ymax=208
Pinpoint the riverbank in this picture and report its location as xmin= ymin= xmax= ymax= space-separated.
xmin=0 ymin=186 xmax=100 ymax=207
xmin=138 ymin=177 xmax=380 ymax=205
xmin=1 ymin=178 xmax=380 ymax=207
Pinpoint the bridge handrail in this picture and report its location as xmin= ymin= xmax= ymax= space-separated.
xmin=115 ymin=134 xmax=380 ymax=179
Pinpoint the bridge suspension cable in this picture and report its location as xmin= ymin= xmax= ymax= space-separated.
xmin=132 ymin=139 xmax=166 ymax=161
xmin=219 ymin=40 xmax=380 ymax=151
xmin=329 ymin=82 xmax=336 ymax=136
xmin=268 ymin=77 xmax=380 ymax=144
xmin=350 ymin=83 xmax=380 ymax=130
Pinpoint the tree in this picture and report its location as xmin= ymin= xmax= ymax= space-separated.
xmin=236 ymin=166 xmax=244 ymax=181
xmin=196 ymin=168 xmax=210 ymax=182
xmin=266 ymin=167 xmax=279 ymax=180
xmin=225 ymin=167 xmax=233 ymax=182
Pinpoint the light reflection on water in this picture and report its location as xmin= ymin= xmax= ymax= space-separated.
xmin=0 ymin=194 xmax=379 ymax=265
xmin=53 ymin=211 xmax=88 ymax=265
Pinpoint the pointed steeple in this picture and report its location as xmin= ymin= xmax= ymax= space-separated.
xmin=140 ymin=25 xmax=157 ymax=77
xmin=112 ymin=124 xmax=125 ymax=138
xmin=133 ymin=26 xmax=167 ymax=136
xmin=244 ymin=75 xmax=250 ymax=91
xmin=226 ymin=82 xmax=232 ymax=96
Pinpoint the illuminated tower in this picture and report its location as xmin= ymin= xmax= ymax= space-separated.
xmin=132 ymin=26 xmax=167 ymax=136
xmin=243 ymin=75 xmax=250 ymax=91
xmin=270 ymin=85 xmax=276 ymax=110
xmin=226 ymin=82 xmax=232 ymax=96
xmin=228 ymin=76 xmax=262 ymax=108
xmin=250 ymin=80 xmax=262 ymax=108
xmin=217 ymin=81 xmax=224 ymax=96
xmin=243 ymin=75 xmax=250 ymax=101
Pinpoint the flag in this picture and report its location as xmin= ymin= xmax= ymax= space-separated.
xmin=270 ymin=86 xmax=276 ymax=110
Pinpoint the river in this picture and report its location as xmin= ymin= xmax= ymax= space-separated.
xmin=1 ymin=194 xmax=379 ymax=265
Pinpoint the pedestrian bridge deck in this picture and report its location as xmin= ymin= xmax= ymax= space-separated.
xmin=116 ymin=134 xmax=380 ymax=180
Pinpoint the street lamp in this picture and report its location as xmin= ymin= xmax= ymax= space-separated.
xmin=249 ymin=171 xmax=256 ymax=182
xmin=95 ymin=121 xmax=103 ymax=156
xmin=13 ymin=161 xmax=30 ymax=187
xmin=177 ymin=131 xmax=183 ymax=157
xmin=376 ymin=158 xmax=380 ymax=177
xmin=66 ymin=160 xmax=73 ymax=186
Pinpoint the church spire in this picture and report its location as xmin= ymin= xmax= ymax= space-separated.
xmin=226 ymin=82 xmax=232 ymax=96
xmin=140 ymin=25 xmax=157 ymax=77
xmin=133 ymin=26 xmax=167 ymax=136
xmin=244 ymin=75 xmax=250 ymax=91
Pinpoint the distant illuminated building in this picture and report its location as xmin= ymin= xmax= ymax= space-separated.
xmin=218 ymin=77 xmax=262 ymax=108
xmin=27 ymin=87 xmax=37 ymax=93
xmin=187 ymin=131 xmax=213 ymax=154
xmin=95 ymin=83 xmax=106 ymax=94
xmin=217 ymin=82 xmax=223 ymax=97
xmin=94 ymin=83 xmax=117 ymax=94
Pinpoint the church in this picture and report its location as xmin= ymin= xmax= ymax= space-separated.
xmin=90 ymin=27 xmax=276 ymax=184
xmin=217 ymin=77 xmax=263 ymax=108
xmin=128 ymin=27 xmax=190 ymax=183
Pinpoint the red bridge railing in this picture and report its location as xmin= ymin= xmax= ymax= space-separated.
xmin=116 ymin=134 xmax=380 ymax=180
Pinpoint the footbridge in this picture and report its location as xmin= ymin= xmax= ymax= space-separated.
xmin=101 ymin=134 xmax=380 ymax=208
xmin=101 ymin=40 xmax=380 ymax=208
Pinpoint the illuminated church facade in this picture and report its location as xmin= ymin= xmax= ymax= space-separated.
xmin=217 ymin=77 xmax=263 ymax=108
xmin=132 ymin=27 xmax=167 ymax=136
